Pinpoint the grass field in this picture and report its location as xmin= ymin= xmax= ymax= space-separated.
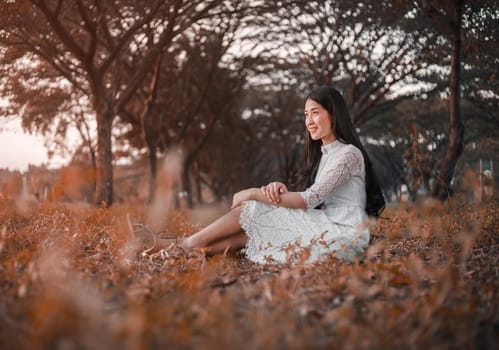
xmin=0 ymin=197 xmax=497 ymax=349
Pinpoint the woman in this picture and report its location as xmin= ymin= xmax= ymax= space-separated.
xmin=133 ymin=85 xmax=385 ymax=264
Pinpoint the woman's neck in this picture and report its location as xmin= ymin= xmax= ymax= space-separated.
xmin=321 ymin=134 xmax=337 ymax=145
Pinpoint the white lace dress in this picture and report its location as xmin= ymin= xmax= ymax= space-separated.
xmin=239 ymin=140 xmax=369 ymax=264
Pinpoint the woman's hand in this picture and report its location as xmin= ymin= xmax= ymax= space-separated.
xmin=231 ymin=188 xmax=257 ymax=209
xmin=261 ymin=182 xmax=288 ymax=204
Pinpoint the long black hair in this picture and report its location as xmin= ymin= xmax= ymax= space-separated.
xmin=303 ymin=85 xmax=385 ymax=217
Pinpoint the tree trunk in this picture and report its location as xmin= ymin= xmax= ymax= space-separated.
xmin=182 ymin=159 xmax=194 ymax=208
xmin=143 ymin=118 xmax=159 ymax=204
xmin=142 ymin=53 xmax=162 ymax=204
xmin=74 ymin=115 xmax=98 ymax=194
xmin=432 ymin=1 xmax=464 ymax=200
xmin=95 ymin=110 xmax=114 ymax=206
xmin=174 ymin=183 xmax=180 ymax=209
xmin=196 ymin=173 xmax=203 ymax=204
xmin=89 ymin=142 xmax=97 ymax=195
xmin=147 ymin=140 xmax=157 ymax=203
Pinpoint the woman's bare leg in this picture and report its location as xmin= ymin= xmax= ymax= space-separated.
xmin=149 ymin=206 xmax=246 ymax=253
xmin=203 ymin=231 xmax=248 ymax=255
xmin=153 ymin=231 xmax=247 ymax=254
xmin=182 ymin=206 xmax=244 ymax=250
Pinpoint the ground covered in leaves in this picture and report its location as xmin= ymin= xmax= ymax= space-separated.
xmin=0 ymin=197 xmax=497 ymax=349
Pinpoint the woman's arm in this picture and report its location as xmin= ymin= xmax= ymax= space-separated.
xmin=231 ymin=188 xmax=306 ymax=210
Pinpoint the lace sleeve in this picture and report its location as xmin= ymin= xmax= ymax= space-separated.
xmin=300 ymin=147 xmax=364 ymax=209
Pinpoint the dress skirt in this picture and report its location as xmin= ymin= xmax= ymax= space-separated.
xmin=239 ymin=200 xmax=369 ymax=264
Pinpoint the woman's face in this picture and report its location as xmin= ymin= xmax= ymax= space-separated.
xmin=304 ymin=98 xmax=335 ymax=144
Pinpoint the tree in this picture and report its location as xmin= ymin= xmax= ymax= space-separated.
xmin=0 ymin=53 xmax=97 ymax=177
xmin=0 ymin=0 xmax=233 ymax=205
xmin=115 ymin=10 xmax=250 ymax=205
xmin=223 ymin=0 xmax=443 ymax=198
xmin=254 ymin=0 xmax=437 ymax=126
xmin=413 ymin=0 xmax=499 ymax=199
xmin=239 ymin=83 xmax=307 ymax=189
xmin=458 ymin=0 xmax=499 ymax=165
xmin=415 ymin=0 xmax=464 ymax=199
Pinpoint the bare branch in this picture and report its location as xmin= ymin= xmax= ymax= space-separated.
xmin=32 ymin=0 xmax=87 ymax=63
xmin=98 ymin=0 xmax=164 ymax=75
xmin=75 ymin=0 xmax=98 ymax=63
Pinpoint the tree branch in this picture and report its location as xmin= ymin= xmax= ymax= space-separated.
xmin=416 ymin=0 xmax=453 ymax=34
xmin=32 ymin=0 xmax=87 ymax=62
xmin=98 ymin=0 xmax=164 ymax=75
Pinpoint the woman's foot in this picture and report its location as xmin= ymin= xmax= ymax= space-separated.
xmin=152 ymin=236 xmax=186 ymax=254
xmin=126 ymin=214 xmax=185 ymax=255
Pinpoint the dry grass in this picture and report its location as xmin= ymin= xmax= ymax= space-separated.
xmin=0 ymin=197 xmax=497 ymax=349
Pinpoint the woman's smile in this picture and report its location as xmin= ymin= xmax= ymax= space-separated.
xmin=304 ymin=98 xmax=335 ymax=144
xmin=308 ymin=126 xmax=318 ymax=133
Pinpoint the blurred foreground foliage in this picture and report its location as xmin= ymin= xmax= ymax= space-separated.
xmin=0 ymin=197 xmax=497 ymax=349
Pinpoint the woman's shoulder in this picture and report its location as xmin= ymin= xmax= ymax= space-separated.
xmin=338 ymin=142 xmax=364 ymax=160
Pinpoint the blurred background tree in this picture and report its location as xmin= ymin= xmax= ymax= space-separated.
xmin=0 ymin=0 xmax=497 ymax=206
xmin=0 ymin=0 xmax=246 ymax=205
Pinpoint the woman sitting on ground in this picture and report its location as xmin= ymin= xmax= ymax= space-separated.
xmin=132 ymin=85 xmax=385 ymax=264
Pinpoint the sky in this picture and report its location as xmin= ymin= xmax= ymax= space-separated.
xmin=0 ymin=119 xmax=66 ymax=172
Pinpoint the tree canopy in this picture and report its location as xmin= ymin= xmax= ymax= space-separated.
xmin=0 ymin=0 xmax=497 ymax=205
